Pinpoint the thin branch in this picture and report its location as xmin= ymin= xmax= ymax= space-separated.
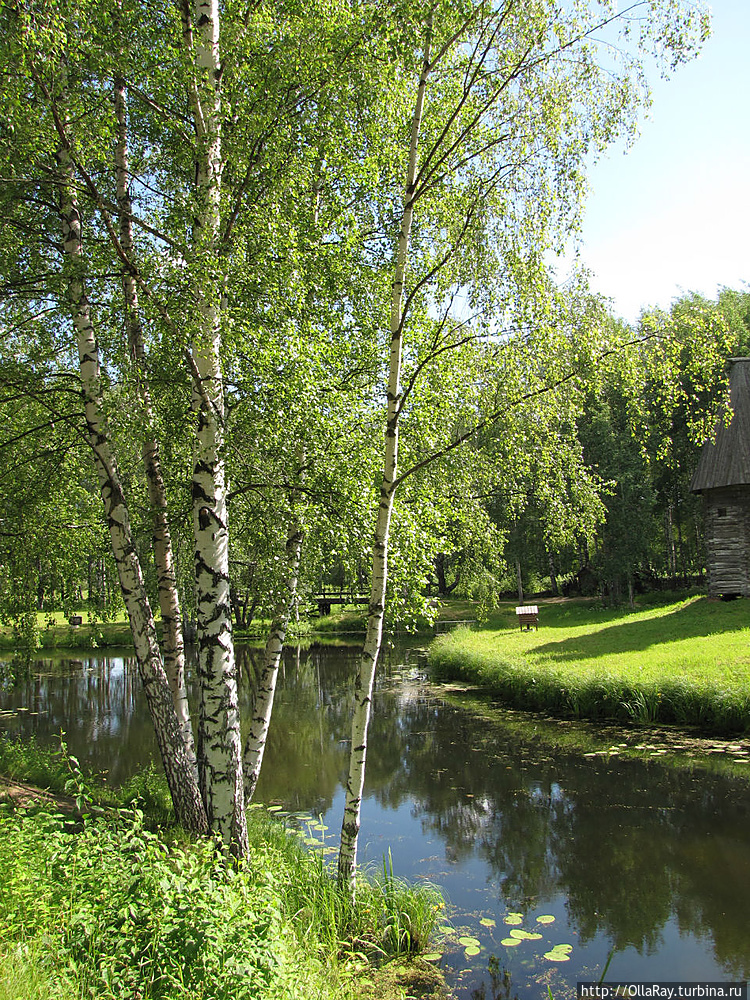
xmin=0 ymin=412 xmax=83 ymax=450
xmin=397 ymin=329 xmax=485 ymax=418
xmin=394 ymin=332 xmax=661 ymax=489
xmin=30 ymin=60 xmax=220 ymax=422
xmin=129 ymin=85 xmax=194 ymax=144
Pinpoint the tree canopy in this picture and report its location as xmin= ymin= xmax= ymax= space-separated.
xmin=0 ymin=0 xmax=723 ymax=868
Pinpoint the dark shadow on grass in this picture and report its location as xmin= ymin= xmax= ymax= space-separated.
xmin=528 ymin=597 xmax=749 ymax=662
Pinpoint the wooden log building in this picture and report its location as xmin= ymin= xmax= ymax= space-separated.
xmin=690 ymin=358 xmax=750 ymax=598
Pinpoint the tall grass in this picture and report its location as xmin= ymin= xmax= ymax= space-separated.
xmin=429 ymin=596 xmax=750 ymax=732
xmin=246 ymin=814 xmax=443 ymax=961
xmin=0 ymin=942 xmax=79 ymax=1000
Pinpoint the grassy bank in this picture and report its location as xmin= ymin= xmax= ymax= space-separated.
xmin=428 ymin=595 xmax=750 ymax=733
xmin=0 ymin=740 xmax=447 ymax=1000
xmin=0 ymin=615 xmax=135 ymax=652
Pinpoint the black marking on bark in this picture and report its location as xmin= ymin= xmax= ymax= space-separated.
xmin=192 ymin=480 xmax=214 ymax=503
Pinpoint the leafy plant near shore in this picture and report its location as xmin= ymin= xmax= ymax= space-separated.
xmin=0 ymin=735 xmax=174 ymax=823
xmin=0 ymin=806 xmax=291 ymax=999
xmin=0 ymin=736 xmax=446 ymax=1000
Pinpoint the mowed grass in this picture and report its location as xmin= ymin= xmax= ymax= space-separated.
xmin=428 ymin=595 xmax=750 ymax=732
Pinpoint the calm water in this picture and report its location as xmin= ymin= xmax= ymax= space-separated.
xmin=2 ymin=642 xmax=750 ymax=999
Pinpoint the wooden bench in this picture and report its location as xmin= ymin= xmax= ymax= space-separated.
xmin=515 ymin=605 xmax=539 ymax=631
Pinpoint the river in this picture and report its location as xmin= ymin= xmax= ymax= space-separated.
xmin=2 ymin=640 xmax=750 ymax=999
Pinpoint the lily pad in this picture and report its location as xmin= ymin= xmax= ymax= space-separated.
xmin=543 ymin=944 xmax=573 ymax=962
xmin=266 ymin=804 xmax=284 ymax=813
xmin=501 ymin=937 xmax=522 ymax=947
xmin=509 ymin=929 xmax=542 ymax=940
xmin=464 ymin=945 xmax=481 ymax=957
xmin=479 ymin=918 xmax=496 ymax=928
xmin=423 ymin=952 xmax=443 ymax=962
xmin=503 ymin=913 xmax=523 ymax=925
xmin=458 ymin=936 xmax=480 ymax=947
xmin=535 ymin=915 xmax=555 ymax=924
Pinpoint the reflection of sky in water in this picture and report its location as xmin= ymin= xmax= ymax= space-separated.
xmin=2 ymin=648 xmax=750 ymax=998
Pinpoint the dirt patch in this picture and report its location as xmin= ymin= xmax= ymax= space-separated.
xmin=0 ymin=778 xmax=78 ymax=813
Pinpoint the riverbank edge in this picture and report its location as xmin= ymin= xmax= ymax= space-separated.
xmin=427 ymin=627 xmax=750 ymax=734
xmin=0 ymin=747 xmax=450 ymax=1000
xmin=0 ymin=596 xmax=480 ymax=651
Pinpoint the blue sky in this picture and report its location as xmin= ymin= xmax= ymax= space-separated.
xmin=560 ymin=0 xmax=749 ymax=324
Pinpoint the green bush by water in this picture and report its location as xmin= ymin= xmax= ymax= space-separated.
xmin=429 ymin=596 xmax=750 ymax=732
xmin=0 ymin=806 xmax=304 ymax=999
xmin=0 ymin=740 xmax=446 ymax=999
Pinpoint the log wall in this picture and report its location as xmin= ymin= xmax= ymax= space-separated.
xmin=703 ymin=486 xmax=750 ymax=597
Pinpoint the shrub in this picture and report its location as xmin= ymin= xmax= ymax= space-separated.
xmin=0 ymin=807 xmax=287 ymax=1000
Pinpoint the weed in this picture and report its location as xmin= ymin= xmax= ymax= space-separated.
xmin=377 ymin=849 xmax=443 ymax=955
xmin=0 ymin=807 xmax=296 ymax=999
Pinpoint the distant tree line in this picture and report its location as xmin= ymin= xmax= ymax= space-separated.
xmin=430 ymin=289 xmax=750 ymax=607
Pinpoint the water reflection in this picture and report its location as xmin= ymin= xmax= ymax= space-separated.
xmin=0 ymin=654 xmax=156 ymax=783
xmin=2 ymin=645 xmax=750 ymax=996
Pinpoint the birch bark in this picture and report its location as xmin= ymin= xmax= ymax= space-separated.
xmin=242 ymin=521 xmax=304 ymax=803
xmin=184 ymin=0 xmax=247 ymax=856
xmin=337 ymin=23 xmax=432 ymax=892
xmin=113 ymin=73 xmax=197 ymax=776
xmin=55 ymin=135 xmax=207 ymax=836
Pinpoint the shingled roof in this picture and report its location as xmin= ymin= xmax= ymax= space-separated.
xmin=690 ymin=358 xmax=750 ymax=493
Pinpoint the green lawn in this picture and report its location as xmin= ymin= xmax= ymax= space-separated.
xmin=428 ymin=595 xmax=750 ymax=732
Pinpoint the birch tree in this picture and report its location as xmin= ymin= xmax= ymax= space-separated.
xmin=50 ymin=70 xmax=207 ymax=833
xmin=112 ymin=62 xmax=196 ymax=774
xmin=0 ymin=0 xmax=231 ymax=841
xmin=177 ymin=0 xmax=247 ymax=854
xmin=336 ymin=0 xmax=710 ymax=890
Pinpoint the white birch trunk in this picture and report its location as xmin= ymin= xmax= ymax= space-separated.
xmin=56 ymin=139 xmax=207 ymax=836
xmin=187 ymin=0 xmax=247 ymax=856
xmin=243 ymin=522 xmax=304 ymax=803
xmin=113 ymin=73 xmax=197 ymax=776
xmin=337 ymin=24 xmax=432 ymax=892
